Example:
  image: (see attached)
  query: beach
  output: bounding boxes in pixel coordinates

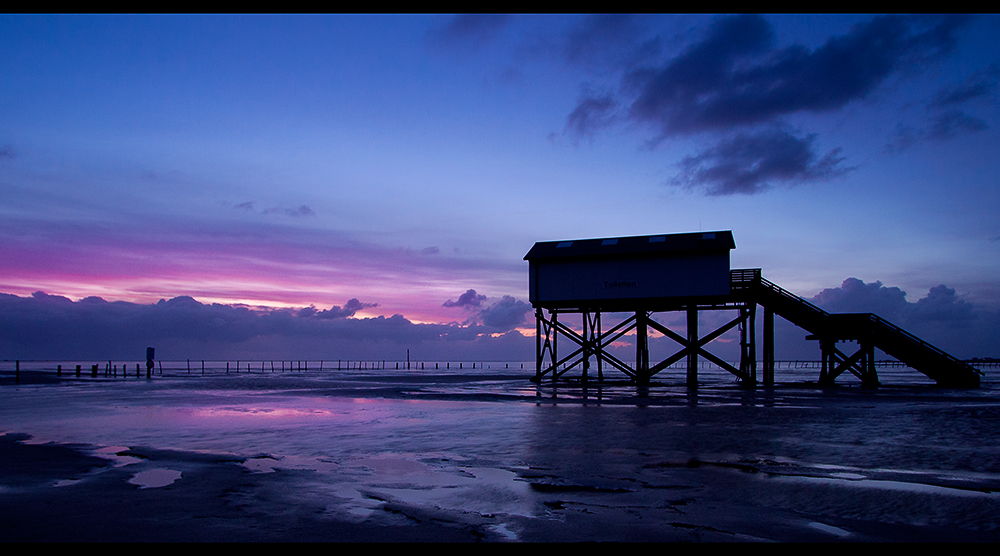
[2,365,999,542]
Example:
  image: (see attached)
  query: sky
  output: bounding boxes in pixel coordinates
[1,14,999,363]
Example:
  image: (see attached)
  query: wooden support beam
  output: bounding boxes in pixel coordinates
[687,307,698,387]
[763,307,774,386]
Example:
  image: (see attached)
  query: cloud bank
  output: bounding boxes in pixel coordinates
[0,290,535,362]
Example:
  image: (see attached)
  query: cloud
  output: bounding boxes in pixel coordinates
[262,205,315,217]
[620,14,970,139]
[562,14,661,69]
[236,202,315,217]
[421,246,440,255]
[314,298,378,319]
[671,129,851,195]
[929,65,999,108]
[564,94,619,139]
[478,295,531,330]
[885,65,995,153]
[443,289,531,331]
[806,278,1000,358]
[0,145,14,161]
[443,289,487,308]
[556,15,969,195]
[428,14,511,49]
[927,110,989,139]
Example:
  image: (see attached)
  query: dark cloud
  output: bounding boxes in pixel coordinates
[236,202,315,217]
[928,110,989,139]
[421,246,440,255]
[621,14,970,139]
[565,94,619,139]
[929,65,999,108]
[0,145,14,161]
[442,290,532,332]
[562,14,662,70]
[557,15,969,195]
[314,298,378,319]
[671,129,851,195]
[443,289,487,308]
[885,110,989,154]
[807,278,999,358]
[885,65,995,153]
[429,15,511,49]
[263,205,315,217]
[478,295,531,330]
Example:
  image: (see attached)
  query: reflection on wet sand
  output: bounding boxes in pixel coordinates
[0,370,998,541]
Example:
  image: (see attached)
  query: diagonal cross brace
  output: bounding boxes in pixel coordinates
[645,311,752,381]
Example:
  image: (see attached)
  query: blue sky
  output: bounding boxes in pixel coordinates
[1,14,998,361]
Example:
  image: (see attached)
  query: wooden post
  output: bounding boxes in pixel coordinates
[687,306,699,387]
[763,308,774,386]
[635,311,649,384]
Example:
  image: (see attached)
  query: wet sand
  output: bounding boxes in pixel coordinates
[1,369,999,542]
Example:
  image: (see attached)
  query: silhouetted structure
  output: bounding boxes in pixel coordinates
[524,232,982,388]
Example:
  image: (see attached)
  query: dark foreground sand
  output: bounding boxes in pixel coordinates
[7,434,1000,542]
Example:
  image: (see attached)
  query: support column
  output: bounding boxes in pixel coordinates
[739,304,756,385]
[582,311,590,382]
[862,343,879,388]
[534,308,543,382]
[596,311,604,382]
[687,306,698,387]
[635,311,649,384]
[748,303,757,383]
[550,311,558,382]
[763,307,774,386]
[818,338,835,386]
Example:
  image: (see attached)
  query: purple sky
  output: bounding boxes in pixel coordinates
[2,15,998,362]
